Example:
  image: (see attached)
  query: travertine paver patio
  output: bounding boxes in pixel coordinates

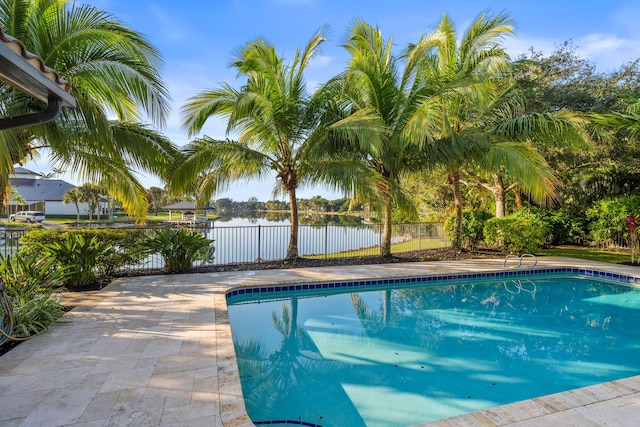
[0,257,640,426]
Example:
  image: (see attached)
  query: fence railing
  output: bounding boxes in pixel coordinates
[0,222,449,273]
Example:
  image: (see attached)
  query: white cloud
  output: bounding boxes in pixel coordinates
[503,35,557,59]
[576,33,640,70]
[309,54,335,69]
[504,32,640,71]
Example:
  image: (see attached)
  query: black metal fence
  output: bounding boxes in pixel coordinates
[0,222,449,273]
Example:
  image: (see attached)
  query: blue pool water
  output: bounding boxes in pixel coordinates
[226,271,640,427]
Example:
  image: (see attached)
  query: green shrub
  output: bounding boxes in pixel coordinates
[139,227,214,273]
[444,209,492,249]
[543,206,588,245]
[0,254,65,338]
[483,209,550,254]
[20,228,146,276]
[586,196,640,247]
[39,234,110,288]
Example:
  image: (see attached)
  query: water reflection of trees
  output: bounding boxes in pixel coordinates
[215,212,364,225]
[350,279,625,364]
[234,299,354,425]
[234,278,634,425]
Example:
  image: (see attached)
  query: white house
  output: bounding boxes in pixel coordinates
[9,167,106,216]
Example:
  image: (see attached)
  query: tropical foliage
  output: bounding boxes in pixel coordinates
[483,208,550,253]
[20,229,147,278]
[138,227,214,273]
[0,254,65,338]
[38,234,111,287]
[0,0,178,219]
[176,29,363,259]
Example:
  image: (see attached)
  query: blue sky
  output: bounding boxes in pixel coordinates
[30,0,640,201]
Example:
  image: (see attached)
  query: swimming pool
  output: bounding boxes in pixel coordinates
[226,269,640,427]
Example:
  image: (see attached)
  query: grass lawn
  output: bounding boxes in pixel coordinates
[539,246,633,264]
[307,237,448,259]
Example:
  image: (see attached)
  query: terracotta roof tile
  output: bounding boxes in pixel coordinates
[0,27,71,94]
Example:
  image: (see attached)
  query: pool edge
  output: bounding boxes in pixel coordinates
[216,257,640,426]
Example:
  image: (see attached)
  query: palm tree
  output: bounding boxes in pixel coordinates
[322,20,447,257]
[176,29,359,260]
[62,187,83,224]
[405,11,515,246]
[591,98,640,137]
[462,101,589,217]
[0,0,177,220]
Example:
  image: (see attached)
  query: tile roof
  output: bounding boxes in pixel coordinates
[11,178,75,201]
[0,27,71,94]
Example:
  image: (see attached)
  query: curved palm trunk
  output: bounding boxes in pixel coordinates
[75,203,80,225]
[449,169,463,249]
[381,199,393,257]
[286,188,299,260]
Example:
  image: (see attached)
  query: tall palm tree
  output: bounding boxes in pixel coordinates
[177,29,363,260]
[323,20,447,257]
[405,11,515,246]
[0,0,177,219]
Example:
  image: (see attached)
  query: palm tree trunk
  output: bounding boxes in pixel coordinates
[286,188,299,260]
[449,169,463,249]
[290,297,298,338]
[75,203,80,225]
[381,199,392,257]
[383,290,391,328]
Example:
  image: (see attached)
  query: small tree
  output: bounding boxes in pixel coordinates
[63,188,84,224]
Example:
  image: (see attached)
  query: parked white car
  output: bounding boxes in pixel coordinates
[9,210,45,223]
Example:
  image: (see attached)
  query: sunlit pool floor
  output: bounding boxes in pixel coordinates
[0,258,639,426]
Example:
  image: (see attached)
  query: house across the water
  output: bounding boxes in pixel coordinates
[9,167,105,216]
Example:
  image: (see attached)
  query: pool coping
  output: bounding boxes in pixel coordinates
[216,257,640,427]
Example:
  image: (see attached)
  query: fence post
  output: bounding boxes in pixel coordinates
[257,225,261,262]
[324,223,328,259]
[418,223,421,251]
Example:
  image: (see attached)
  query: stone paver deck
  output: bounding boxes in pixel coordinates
[1,257,640,426]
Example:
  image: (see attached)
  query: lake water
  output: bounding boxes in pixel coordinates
[207,217,383,264]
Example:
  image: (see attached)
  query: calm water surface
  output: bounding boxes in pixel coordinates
[227,274,640,427]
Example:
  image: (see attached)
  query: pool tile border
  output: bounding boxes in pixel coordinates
[225,267,640,301]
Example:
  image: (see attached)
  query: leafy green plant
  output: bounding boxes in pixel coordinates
[20,229,146,276]
[586,196,640,247]
[444,209,492,249]
[483,209,550,254]
[0,254,65,339]
[139,227,214,273]
[38,234,109,288]
[543,206,588,245]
